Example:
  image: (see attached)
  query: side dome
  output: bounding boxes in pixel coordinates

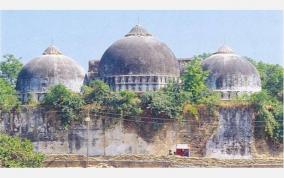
[98,25,180,77]
[16,45,85,102]
[202,45,261,99]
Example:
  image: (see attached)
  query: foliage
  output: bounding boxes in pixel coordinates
[183,103,199,121]
[26,93,39,107]
[181,57,210,103]
[162,81,191,106]
[140,58,219,120]
[249,91,282,142]
[109,90,142,117]
[0,133,44,167]
[249,59,283,100]
[197,91,220,116]
[43,84,84,128]
[141,91,181,119]
[82,80,111,105]
[0,54,23,87]
[0,78,19,112]
[247,59,283,142]
[83,80,142,118]
[141,82,191,120]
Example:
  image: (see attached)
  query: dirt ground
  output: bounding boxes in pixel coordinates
[43,154,284,168]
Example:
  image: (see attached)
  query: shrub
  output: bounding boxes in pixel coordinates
[250,91,282,142]
[0,133,44,167]
[43,84,84,128]
[0,78,19,112]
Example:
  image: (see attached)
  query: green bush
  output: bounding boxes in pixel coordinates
[0,78,19,112]
[141,91,180,119]
[109,90,142,117]
[248,59,283,142]
[83,80,142,118]
[43,84,84,128]
[250,91,283,142]
[0,54,23,87]
[0,133,44,167]
[82,80,111,105]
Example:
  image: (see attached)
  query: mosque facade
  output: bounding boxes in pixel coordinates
[16,25,261,102]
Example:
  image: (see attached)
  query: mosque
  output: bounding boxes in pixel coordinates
[16,25,261,102]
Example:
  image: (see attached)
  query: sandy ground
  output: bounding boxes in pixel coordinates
[43,154,284,168]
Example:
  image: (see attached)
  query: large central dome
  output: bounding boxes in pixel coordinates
[98,25,180,77]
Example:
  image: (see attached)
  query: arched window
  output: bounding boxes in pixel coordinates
[154,76,158,82]
[146,76,150,82]
[216,77,223,88]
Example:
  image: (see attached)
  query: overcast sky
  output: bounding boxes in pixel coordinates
[0,10,282,70]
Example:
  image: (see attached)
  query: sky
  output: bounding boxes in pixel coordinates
[0,10,283,70]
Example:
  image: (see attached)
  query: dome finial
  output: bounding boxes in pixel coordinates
[215,44,234,54]
[42,45,63,55]
[125,24,152,37]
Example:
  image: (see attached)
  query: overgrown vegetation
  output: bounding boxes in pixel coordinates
[43,84,85,128]
[0,78,19,112]
[0,53,282,147]
[43,57,219,127]
[247,59,283,143]
[0,54,23,87]
[82,80,142,117]
[0,55,22,112]
[0,133,44,167]
[140,57,219,121]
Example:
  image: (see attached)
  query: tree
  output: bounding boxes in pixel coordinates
[248,58,283,142]
[0,78,19,112]
[181,57,210,103]
[141,91,180,119]
[82,80,142,118]
[43,84,84,128]
[248,59,283,100]
[82,80,111,105]
[162,81,191,106]
[0,133,44,167]
[0,54,23,87]
[109,90,142,117]
[249,91,282,142]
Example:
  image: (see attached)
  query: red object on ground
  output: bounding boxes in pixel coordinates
[176,144,190,157]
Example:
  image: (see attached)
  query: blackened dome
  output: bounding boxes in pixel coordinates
[202,45,261,92]
[16,45,85,94]
[98,25,180,77]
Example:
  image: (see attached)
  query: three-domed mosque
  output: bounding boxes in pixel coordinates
[16,25,261,102]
